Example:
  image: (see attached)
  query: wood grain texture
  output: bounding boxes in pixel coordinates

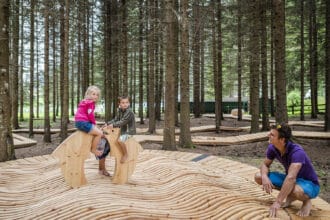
[0,150,329,219]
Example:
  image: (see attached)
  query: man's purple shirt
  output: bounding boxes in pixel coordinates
[266,141,319,185]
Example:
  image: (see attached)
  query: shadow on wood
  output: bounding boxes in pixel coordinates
[103,127,143,184]
[51,128,143,188]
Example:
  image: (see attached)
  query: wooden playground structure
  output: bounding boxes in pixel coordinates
[3,119,330,219]
[0,149,329,219]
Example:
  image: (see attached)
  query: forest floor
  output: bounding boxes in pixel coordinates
[14,115,330,203]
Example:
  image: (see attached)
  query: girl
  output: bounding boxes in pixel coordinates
[74,85,103,156]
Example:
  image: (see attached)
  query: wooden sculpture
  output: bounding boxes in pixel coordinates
[52,131,93,188]
[103,127,143,184]
[52,127,142,188]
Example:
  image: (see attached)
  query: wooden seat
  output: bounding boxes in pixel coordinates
[13,133,37,148]
[51,131,93,188]
[51,128,142,187]
[103,127,143,184]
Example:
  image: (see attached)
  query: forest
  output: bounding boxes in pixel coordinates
[0,0,330,162]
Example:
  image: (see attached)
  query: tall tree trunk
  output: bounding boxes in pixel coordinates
[174,0,179,126]
[155,0,161,121]
[29,0,35,138]
[309,0,318,118]
[11,0,19,129]
[300,0,305,121]
[193,0,201,118]
[325,0,330,131]
[121,0,128,95]
[138,0,144,124]
[200,7,205,115]
[249,0,260,133]
[43,0,51,142]
[104,0,112,121]
[215,0,222,132]
[273,0,288,123]
[211,0,218,132]
[260,0,269,131]
[77,4,82,106]
[60,0,69,140]
[90,1,95,85]
[19,1,24,121]
[0,0,14,161]
[132,51,137,113]
[111,0,119,116]
[237,0,243,121]
[148,0,156,134]
[70,45,75,116]
[163,0,176,150]
[36,17,40,119]
[270,0,275,117]
[83,0,90,92]
[179,0,192,148]
[52,15,57,122]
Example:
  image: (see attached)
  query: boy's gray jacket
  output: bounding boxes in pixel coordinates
[107,108,136,135]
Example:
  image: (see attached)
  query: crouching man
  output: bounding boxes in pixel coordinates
[255,123,320,217]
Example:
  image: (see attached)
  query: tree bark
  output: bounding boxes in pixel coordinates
[273,0,288,123]
[29,0,35,138]
[309,0,318,119]
[52,14,58,122]
[193,0,201,118]
[215,0,222,132]
[300,0,305,121]
[43,0,51,142]
[249,0,260,133]
[179,0,193,148]
[0,0,14,161]
[121,0,128,96]
[11,0,20,129]
[237,0,243,121]
[104,0,112,121]
[260,0,269,131]
[163,0,176,151]
[138,0,144,124]
[19,1,24,121]
[82,0,90,93]
[325,0,330,131]
[148,0,156,134]
[60,0,69,141]
[111,0,119,116]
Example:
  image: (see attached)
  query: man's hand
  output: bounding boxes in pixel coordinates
[262,175,274,194]
[269,201,281,217]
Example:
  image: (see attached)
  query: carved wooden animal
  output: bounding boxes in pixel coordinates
[52,131,93,188]
[52,128,142,187]
[103,127,143,184]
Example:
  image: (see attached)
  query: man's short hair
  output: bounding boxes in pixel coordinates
[271,123,292,142]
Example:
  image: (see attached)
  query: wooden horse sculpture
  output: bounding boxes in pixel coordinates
[52,131,93,188]
[52,128,142,188]
[103,127,143,184]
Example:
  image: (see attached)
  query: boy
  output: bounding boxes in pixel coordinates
[106,96,136,163]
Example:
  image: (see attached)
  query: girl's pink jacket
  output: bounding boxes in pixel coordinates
[74,99,96,125]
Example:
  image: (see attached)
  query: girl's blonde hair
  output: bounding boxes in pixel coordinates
[85,85,101,99]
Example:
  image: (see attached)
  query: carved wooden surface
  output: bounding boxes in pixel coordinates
[0,150,329,219]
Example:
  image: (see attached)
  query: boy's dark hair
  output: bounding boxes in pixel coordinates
[271,123,292,143]
[118,95,130,102]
